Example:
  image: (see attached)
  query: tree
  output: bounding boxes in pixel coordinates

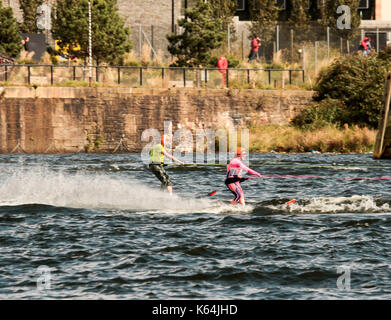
[209,0,237,31]
[248,0,279,43]
[0,2,23,58]
[19,0,44,33]
[52,0,132,65]
[293,51,391,129]
[324,0,361,42]
[288,0,311,40]
[167,0,224,67]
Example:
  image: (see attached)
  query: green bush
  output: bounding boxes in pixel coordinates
[123,60,140,67]
[294,49,391,129]
[378,45,391,63]
[292,99,349,130]
[207,55,240,68]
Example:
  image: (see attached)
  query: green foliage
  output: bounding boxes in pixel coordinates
[50,55,59,65]
[288,0,310,41]
[19,0,43,33]
[248,0,280,43]
[293,50,391,129]
[209,0,237,45]
[208,55,240,68]
[209,0,236,31]
[0,2,23,58]
[167,1,224,67]
[378,45,391,63]
[52,0,132,65]
[292,99,348,130]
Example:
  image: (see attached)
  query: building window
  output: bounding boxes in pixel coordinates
[237,0,245,11]
[358,0,369,9]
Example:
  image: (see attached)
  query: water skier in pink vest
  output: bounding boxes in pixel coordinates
[225,148,262,205]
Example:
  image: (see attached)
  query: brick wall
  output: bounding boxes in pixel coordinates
[0,87,315,153]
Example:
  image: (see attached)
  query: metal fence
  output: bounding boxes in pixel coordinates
[0,64,305,89]
[129,22,391,61]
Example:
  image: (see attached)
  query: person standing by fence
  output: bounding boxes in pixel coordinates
[249,36,261,62]
[360,37,372,56]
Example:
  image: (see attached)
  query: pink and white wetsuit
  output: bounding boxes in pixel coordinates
[225,158,261,203]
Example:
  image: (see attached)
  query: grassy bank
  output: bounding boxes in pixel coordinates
[249,125,376,153]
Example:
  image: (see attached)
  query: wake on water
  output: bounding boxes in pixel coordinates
[0,167,390,215]
[0,167,253,214]
[264,195,391,214]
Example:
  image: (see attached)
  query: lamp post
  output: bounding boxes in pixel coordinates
[88,0,93,87]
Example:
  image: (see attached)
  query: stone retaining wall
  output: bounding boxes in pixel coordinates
[0,87,315,153]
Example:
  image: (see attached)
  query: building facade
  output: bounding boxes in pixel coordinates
[2,0,391,60]
[232,0,391,47]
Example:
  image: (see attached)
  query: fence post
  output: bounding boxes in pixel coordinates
[315,41,318,75]
[289,70,292,85]
[27,65,31,84]
[241,30,244,60]
[118,67,121,84]
[151,25,155,60]
[226,69,229,88]
[340,37,343,53]
[50,65,54,85]
[139,25,142,58]
[327,27,330,61]
[96,66,99,82]
[247,69,250,84]
[268,70,271,85]
[205,69,208,84]
[5,65,8,82]
[140,67,143,86]
[377,27,380,52]
[73,66,76,81]
[183,68,186,87]
[302,70,305,83]
[228,24,231,55]
[290,29,294,63]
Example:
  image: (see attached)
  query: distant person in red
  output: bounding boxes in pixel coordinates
[217,56,228,87]
[360,37,372,56]
[21,36,30,51]
[249,36,261,62]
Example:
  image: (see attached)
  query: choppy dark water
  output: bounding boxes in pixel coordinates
[1,153,391,299]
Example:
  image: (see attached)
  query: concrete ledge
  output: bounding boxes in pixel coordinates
[1,86,316,99]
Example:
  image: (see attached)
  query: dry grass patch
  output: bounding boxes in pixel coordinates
[249,125,377,153]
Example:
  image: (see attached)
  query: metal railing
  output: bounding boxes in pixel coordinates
[0,64,305,88]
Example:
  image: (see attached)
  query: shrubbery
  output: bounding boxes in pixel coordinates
[208,55,240,68]
[293,48,391,130]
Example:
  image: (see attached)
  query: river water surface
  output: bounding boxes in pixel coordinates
[0,153,391,299]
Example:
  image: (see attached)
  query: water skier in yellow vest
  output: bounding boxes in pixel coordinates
[149,135,184,195]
